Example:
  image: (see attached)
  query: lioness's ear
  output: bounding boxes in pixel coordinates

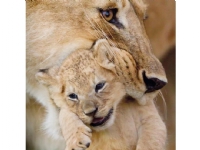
[35,66,59,86]
[93,39,115,71]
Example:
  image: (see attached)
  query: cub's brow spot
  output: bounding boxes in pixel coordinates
[123,57,128,64]
[61,85,65,93]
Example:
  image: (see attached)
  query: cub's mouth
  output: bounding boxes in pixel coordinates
[90,108,113,127]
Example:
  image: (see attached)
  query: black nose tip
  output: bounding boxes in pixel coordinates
[143,72,167,93]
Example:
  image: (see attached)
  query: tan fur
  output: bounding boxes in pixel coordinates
[26,0,167,149]
[35,40,166,150]
[144,1,176,149]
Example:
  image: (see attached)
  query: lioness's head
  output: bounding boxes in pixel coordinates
[27,0,167,102]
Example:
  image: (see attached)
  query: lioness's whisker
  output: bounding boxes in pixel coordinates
[79,3,102,39]
[39,50,57,65]
[158,90,167,122]
[92,18,109,40]
[99,15,120,48]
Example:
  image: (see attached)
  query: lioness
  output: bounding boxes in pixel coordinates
[36,39,167,150]
[26,0,167,149]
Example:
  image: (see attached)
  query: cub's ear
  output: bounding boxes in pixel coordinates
[35,66,59,86]
[93,39,115,71]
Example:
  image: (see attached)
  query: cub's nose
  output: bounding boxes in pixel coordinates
[82,101,98,116]
[143,72,167,93]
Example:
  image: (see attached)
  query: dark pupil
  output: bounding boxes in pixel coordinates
[69,93,78,99]
[103,10,110,17]
[95,83,105,92]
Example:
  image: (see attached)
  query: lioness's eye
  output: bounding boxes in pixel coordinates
[68,93,78,100]
[95,82,105,93]
[101,9,114,21]
[99,8,124,29]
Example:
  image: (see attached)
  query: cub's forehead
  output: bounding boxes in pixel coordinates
[63,65,104,94]
[58,49,104,92]
[59,50,95,73]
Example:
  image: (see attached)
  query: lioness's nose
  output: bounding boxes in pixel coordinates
[82,101,98,116]
[143,71,167,93]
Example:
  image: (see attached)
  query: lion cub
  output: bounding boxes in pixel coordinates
[36,39,166,150]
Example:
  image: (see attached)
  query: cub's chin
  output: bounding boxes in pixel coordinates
[89,108,115,131]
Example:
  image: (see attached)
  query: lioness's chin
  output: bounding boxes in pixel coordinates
[136,91,160,105]
[90,108,115,131]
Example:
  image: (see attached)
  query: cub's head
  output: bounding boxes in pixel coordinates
[36,40,126,131]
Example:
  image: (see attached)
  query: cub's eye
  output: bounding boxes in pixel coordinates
[95,82,106,93]
[101,9,114,21]
[68,93,78,100]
